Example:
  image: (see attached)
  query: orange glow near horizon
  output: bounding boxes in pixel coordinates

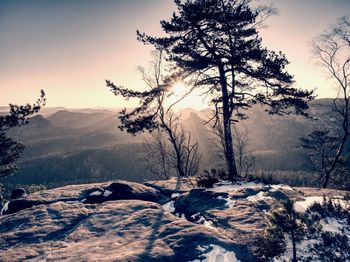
[0,1,349,109]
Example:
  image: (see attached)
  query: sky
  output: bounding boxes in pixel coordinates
[0,0,349,109]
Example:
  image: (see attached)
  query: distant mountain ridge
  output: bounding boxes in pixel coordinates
[2,99,344,188]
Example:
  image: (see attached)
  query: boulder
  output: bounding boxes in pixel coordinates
[84,181,167,204]
[1,181,168,216]
[145,177,195,193]
[0,199,257,262]
[174,188,266,246]
[0,200,44,216]
[26,183,110,202]
[143,182,185,198]
[174,189,229,220]
[11,188,26,199]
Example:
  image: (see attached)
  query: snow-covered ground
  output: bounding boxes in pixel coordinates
[273,237,322,262]
[191,245,240,262]
[274,199,350,262]
[294,196,349,212]
[270,184,294,191]
[246,191,273,203]
[212,181,265,192]
[162,200,175,213]
[214,182,292,210]
[217,195,236,208]
[103,190,112,197]
[0,201,9,216]
[191,213,217,230]
[320,217,350,234]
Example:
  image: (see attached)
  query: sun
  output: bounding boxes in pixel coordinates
[172,81,186,97]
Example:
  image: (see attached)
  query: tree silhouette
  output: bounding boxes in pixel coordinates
[312,15,350,188]
[0,90,46,178]
[107,51,201,178]
[268,199,305,262]
[299,130,340,187]
[140,129,172,180]
[135,0,313,180]
[208,115,255,176]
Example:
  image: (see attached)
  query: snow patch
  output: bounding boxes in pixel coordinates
[202,219,216,230]
[191,214,217,230]
[294,196,349,213]
[320,218,349,234]
[90,191,102,196]
[246,191,273,203]
[217,196,235,208]
[162,201,175,213]
[294,196,324,213]
[191,245,240,262]
[273,237,322,262]
[213,181,264,192]
[162,193,180,213]
[270,184,294,191]
[0,201,9,216]
[103,190,112,197]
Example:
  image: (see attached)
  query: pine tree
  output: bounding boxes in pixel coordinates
[268,199,305,262]
[0,90,45,178]
[299,130,339,187]
[133,0,313,180]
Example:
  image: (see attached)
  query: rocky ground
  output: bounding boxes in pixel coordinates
[0,178,349,262]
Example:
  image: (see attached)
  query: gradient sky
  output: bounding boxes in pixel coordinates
[0,0,349,109]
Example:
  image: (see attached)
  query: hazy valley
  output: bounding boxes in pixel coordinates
[0,99,341,195]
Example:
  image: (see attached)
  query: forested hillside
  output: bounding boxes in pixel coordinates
[1,99,345,194]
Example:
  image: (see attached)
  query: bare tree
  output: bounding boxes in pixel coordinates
[142,110,202,180]
[140,129,171,180]
[312,15,350,188]
[299,130,339,187]
[233,125,256,176]
[141,114,202,181]
[108,50,201,180]
[207,114,226,164]
[173,120,202,178]
[208,113,255,176]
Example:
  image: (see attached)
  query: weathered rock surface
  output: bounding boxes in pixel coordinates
[0,199,253,261]
[1,180,166,216]
[0,178,349,262]
[145,177,196,195]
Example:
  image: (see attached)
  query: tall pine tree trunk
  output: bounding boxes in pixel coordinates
[218,64,239,180]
